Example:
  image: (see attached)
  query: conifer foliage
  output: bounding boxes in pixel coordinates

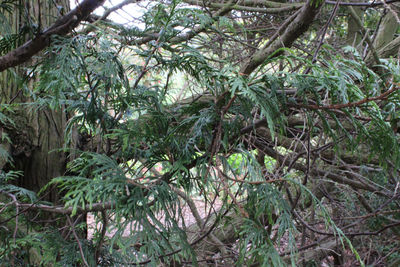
[0,0,400,265]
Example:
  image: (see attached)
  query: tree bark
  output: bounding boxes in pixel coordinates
[373,5,399,50]
[346,0,364,48]
[0,0,70,202]
[0,0,105,72]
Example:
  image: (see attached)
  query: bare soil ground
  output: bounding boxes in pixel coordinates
[87,198,222,239]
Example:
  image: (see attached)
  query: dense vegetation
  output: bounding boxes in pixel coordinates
[0,0,400,266]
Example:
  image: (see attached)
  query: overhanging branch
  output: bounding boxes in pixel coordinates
[240,0,322,75]
[0,0,106,72]
[16,201,114,214]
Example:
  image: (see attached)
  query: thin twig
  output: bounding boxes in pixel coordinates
[383,0,400,23]
[296,84,398,110]
[94,210,108,264]
[325,0,400,6]
[67,216,89,267]
[171,185,228,257]
[305,0,340,74]
[348,4,381,65]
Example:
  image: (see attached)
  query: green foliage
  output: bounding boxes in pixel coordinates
[43,151,195,264]
[0,0,15,36]
[0,0,15,13]
[2,1,400,266]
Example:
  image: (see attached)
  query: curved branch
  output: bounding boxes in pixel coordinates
[183,0,303,13]
[241,0,322,75]
[131,1,234,46]
[16,201,114,214]
[326,0,400,6]
[0,0,106,72]
[295,85,399,110]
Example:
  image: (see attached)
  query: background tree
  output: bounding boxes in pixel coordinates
[0,0,400,266]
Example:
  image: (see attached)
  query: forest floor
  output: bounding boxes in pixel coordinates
[87,197,223,238]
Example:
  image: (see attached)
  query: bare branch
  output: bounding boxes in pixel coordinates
[326,0,400,6]
[131,1,234,46]
[295,84,399,110]
[241,0,322,75]
[183,0,303,13]
[67,216,89,267]
[17,201,114,214]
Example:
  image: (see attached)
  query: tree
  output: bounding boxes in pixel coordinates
[0,0,399,266]
[0,0,72,204]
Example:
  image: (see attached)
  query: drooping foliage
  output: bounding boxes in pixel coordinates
[0,0,400,266]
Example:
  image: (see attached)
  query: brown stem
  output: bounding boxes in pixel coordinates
[67,216,89,267]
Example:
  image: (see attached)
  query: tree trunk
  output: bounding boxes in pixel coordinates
[346,1,364,48]
[373,5,399,50]
[0,0,70,202]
